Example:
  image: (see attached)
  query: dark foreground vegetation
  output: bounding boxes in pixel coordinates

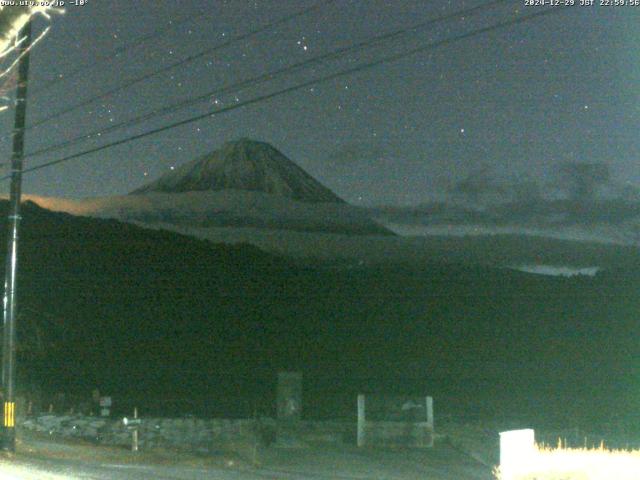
[4,201,639,432]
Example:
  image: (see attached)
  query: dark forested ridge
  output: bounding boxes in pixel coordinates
[4,201,640,427]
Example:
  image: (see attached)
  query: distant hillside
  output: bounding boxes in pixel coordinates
[367,169,640,246]
[118,222,640,272]
[27,193,640,270]
[369,199,640,246]
[4,200,640,426]
[28,190,393,236]
[26,139,393,237]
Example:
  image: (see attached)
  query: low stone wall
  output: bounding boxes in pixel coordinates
[19,414,431,454]
[363,420,434,448]
[20,414,275,456]
[275,420,355,447]
[19,415,359,454]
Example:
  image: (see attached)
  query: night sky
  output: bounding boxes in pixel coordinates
[0,1,637,205]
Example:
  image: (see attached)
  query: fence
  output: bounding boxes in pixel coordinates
[24,371,639,429]
[18,372,440,451]
[356,394,434,448]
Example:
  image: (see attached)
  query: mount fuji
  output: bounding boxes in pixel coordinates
[28,139,392,237]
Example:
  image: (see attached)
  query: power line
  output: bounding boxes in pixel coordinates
[20,0,334,133]
[24,0,509,160]
[2,6,570,182]
[29,11,201,98]
[16,5,568,178]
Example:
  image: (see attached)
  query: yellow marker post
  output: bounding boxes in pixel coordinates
[3,402,15,428]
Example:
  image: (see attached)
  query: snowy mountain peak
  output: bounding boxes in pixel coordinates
[131,138,344,204]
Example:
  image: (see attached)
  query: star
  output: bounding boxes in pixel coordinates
[296,38,309,52]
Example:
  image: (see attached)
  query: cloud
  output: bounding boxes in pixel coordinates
[326,142,389,166]
[448,167,505,200]
[559,161,611,202]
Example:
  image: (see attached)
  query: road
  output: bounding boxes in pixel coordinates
[0,431,494,479]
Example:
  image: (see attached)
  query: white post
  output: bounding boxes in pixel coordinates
[132,407,139,452]
[425,396,433,430]
[357,394,365,447]
[499,429,535,479]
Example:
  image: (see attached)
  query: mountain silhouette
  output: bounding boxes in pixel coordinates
[131,138,344,204]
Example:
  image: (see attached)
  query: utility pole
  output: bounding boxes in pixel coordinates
[1,19,32,453]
